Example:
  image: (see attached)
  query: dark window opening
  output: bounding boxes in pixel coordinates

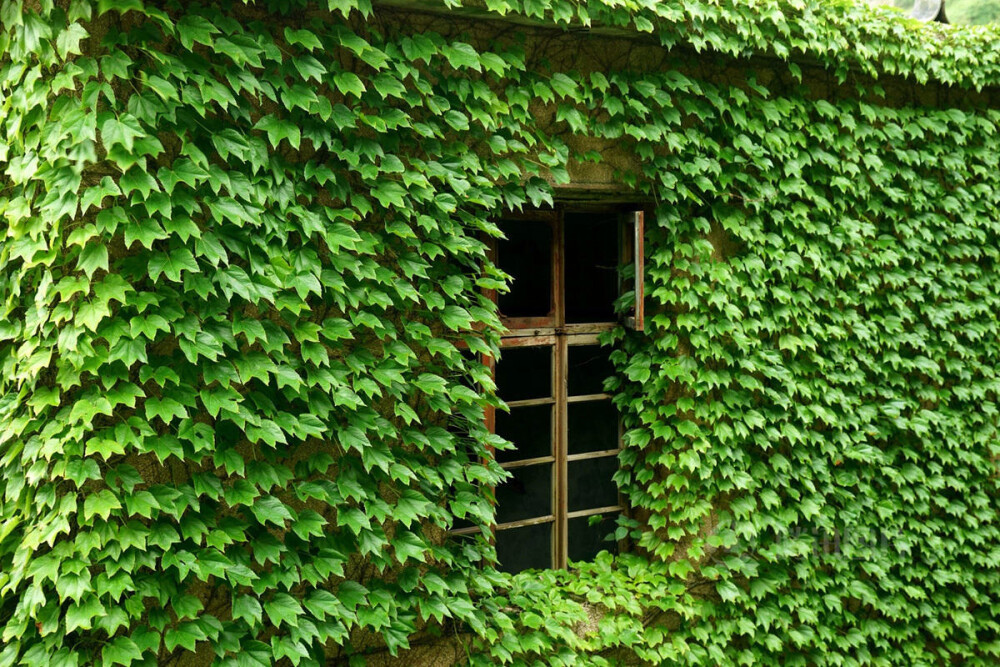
[568,512,620,563]
[564,213,619,323]
[495,404,552,463]
[475,206,644,573]
[567,401,618,455]
[495,346,551,402]
[496,522,552,573]
[496,219,553,319]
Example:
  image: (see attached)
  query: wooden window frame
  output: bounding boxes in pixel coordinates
[449,205,645,571]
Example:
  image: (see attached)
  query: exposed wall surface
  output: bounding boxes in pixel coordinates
[1,1,999,666]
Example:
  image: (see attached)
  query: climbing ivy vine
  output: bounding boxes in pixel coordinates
[1,0,998,665]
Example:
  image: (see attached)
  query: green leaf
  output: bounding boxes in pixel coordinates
[176,14,219,50]
[102,636,142,666]
[57,23,89,59]
[148,247,199,282]
[144,396,188,424]
[163,621,206,652]
[337,581,368,610]
[284,28,323,51]
[291,509,327,539]
[250,496,294,527]
[441,305,472,330]
[254,114,302,149]
[334,71,366,98]
[233,595,263,627]
[264,593,303,628]
[66,596,104,632]
[292,54,327,82]
[442,42,481,71]
[717,580,741,602]
[77,243,109,279]
[172,594,203,620]
[303,590,342,619]
[83,489,122,522]
[550,72,578,98]
[338,507,370,534]
[101,114,144,153]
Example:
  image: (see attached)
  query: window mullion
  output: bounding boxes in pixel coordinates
[554,323,568,569]
[553,211,568,569]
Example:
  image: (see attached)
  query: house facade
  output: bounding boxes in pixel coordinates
[0,1,999,665]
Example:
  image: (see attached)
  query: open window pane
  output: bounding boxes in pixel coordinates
[496,219,553,319]
[496,346,551,401]
[496,522,552,573]
[568,513,619,563]
[495,404,552,463]
[620,210,645,331]
[495,463,552,524]
[568,401,618,455]
[564,213,619,323]
[568,456,619,512]
[567,344,615,396]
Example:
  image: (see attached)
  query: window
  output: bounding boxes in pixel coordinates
[467,206,644,573]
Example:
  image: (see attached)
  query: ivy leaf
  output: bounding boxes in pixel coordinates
[338,507,370,534]
[148,248,199,282]
[333,72,365,98]
[101,113,144,153]
[444,110,470,131]
[233,595,263,627]
[56,23,89,59]
[235,641,272,667]
[391,531,428,564]
[163,621,206,652]
[371,181,406,208]
[336,581,368,611]
[250,496,294,527]
[77,243,109,279]
[264,593,303,628]
[76,298,111,331]
[144,396,188,424]
[291,509,327,539]
[442,42,481,71]
[66,596,104,632]
[172,595,204,620]
[284,27,323,51]
[176,14,219,50]
[102,636,142,666]
[83,489,122,522]
[550,72,578,98]
[292,54,326,82]
[302,591,342,623]
[254,114,302,149]
[441,305,472,330]
[717,580,742,602]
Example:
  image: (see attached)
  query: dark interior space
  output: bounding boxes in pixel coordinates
[568,456,619,512]
[495,404,552,463]
[568,513,619,563]
[495,463,552,524]
[495,345,551,401]
[564,212,619,323]
[496,522,552,574]
[496,219,553,319]
[567,401,619,455]
[567,344,615,396]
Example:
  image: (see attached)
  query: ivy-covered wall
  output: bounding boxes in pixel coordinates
[1,1,999,666]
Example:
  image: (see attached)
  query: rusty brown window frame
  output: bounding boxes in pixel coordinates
[450,205,645,571]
